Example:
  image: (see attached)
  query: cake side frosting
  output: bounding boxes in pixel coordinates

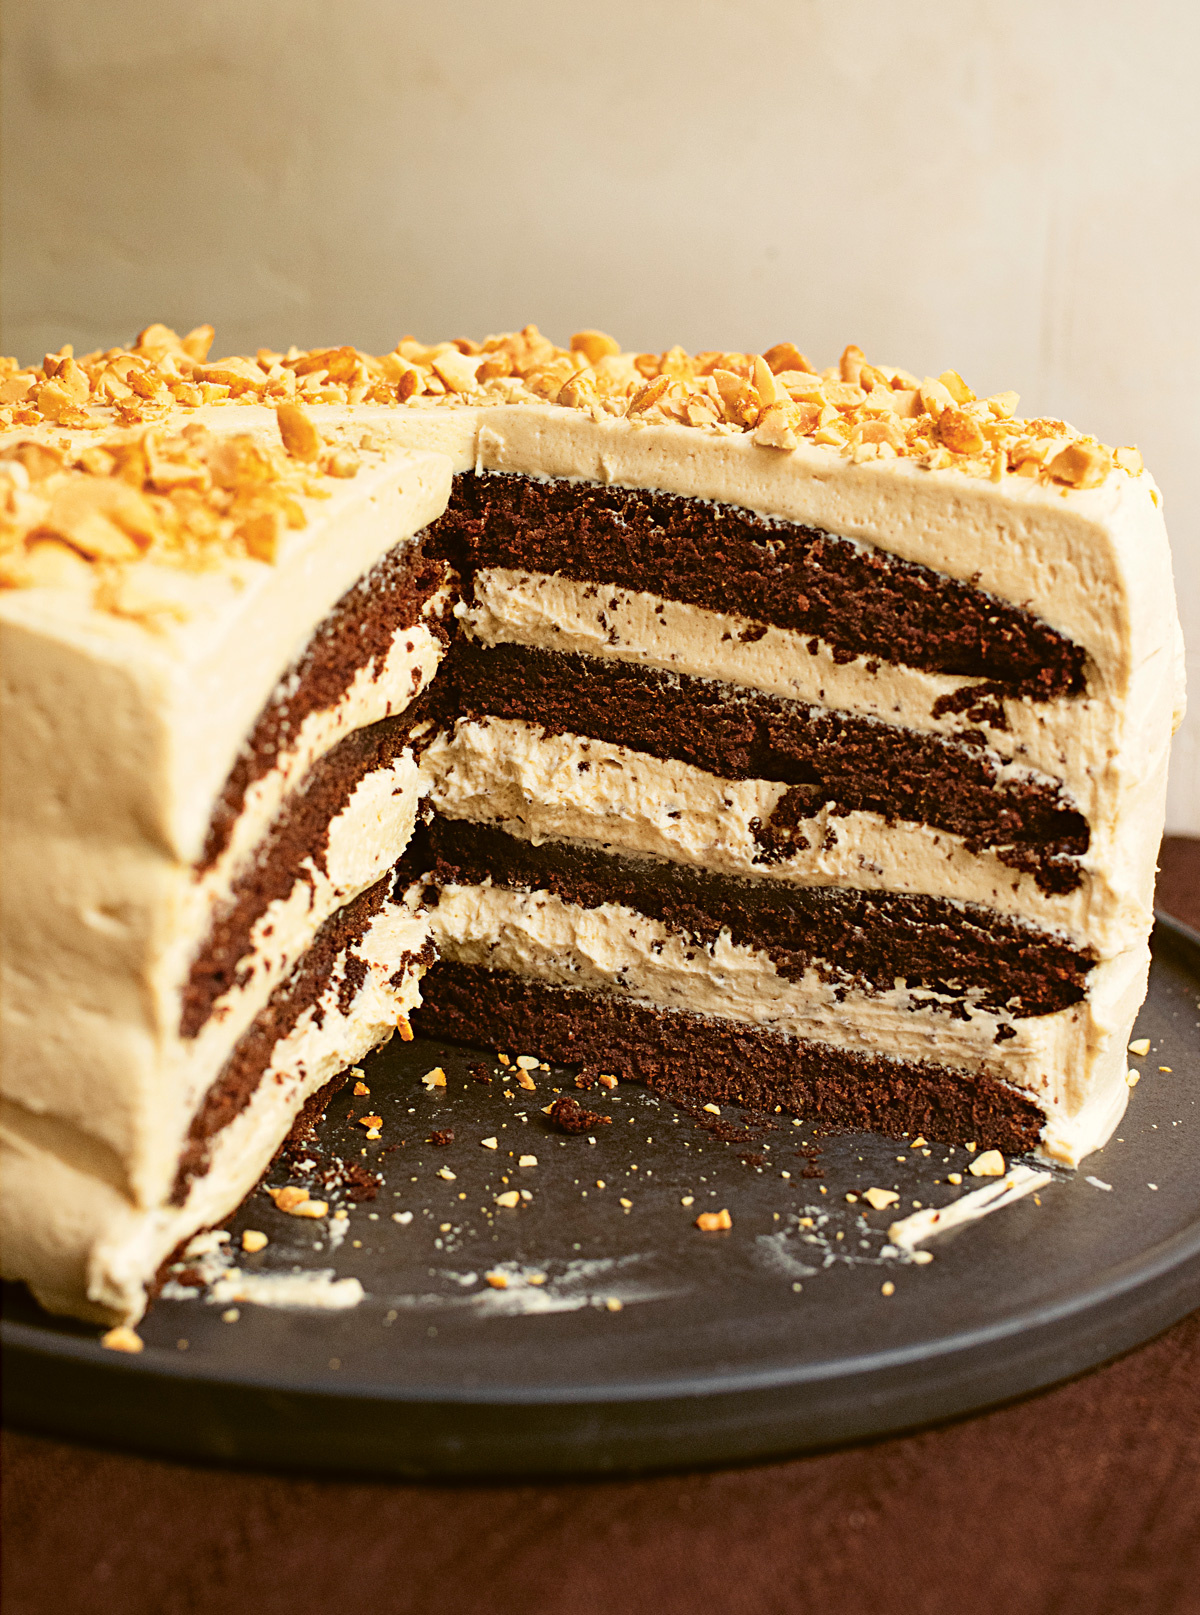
[1,419,450,1205]
[0,422,452,858]
[0,880,429,1323]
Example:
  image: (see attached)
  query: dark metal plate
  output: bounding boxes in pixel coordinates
[4,916,1198,1477]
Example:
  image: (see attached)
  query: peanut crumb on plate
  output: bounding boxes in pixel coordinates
[100,1326,143,1354]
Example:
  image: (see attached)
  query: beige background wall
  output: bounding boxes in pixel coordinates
[3,0,1196,831]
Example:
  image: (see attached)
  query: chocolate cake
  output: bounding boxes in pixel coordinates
[0,322,1185,1324]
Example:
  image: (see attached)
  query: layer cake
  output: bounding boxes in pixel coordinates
[0,323,1185,1324]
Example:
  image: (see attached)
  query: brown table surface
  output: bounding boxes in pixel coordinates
[4,839,1199,1615]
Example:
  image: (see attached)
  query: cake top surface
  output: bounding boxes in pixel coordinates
[0,410,446,630]
[0,320,1144,494]
[0,323,1172,680]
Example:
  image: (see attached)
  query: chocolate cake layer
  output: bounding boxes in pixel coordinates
[430,471,1086,699]
[199,538,450,874]
[181,700,430,1038]
[412,815,1094,1017]
[416,963,1047,1155]
[437,641,1089,890]
[172,874,435,1201]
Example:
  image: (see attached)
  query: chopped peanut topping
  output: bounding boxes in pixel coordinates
[100,1326,144,1353]
[276,401,322,461]
[937,409,985,456]
[268,1186,308,1212]
[863,1187,900,1210]
[0,322,1143,610]
[267,1185,329,1217]
[1047,438,1112,489]
[0,411,374,609]
[571,329,622,365]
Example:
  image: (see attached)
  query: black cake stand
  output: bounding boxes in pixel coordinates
[3,916,1198,1478]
